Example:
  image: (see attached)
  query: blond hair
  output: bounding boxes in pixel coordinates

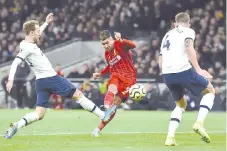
[175,12,190,24]
[23,20,39,35]
[99,30,111,41]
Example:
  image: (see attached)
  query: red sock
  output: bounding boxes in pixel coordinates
[58,102,63,109]
[104,91,114,107]
[98,110,116,131]
[52,102,56,109]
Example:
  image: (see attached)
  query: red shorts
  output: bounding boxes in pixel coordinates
[107,76,136,99]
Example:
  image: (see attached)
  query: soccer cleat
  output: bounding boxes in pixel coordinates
[103,105,117,122]
[193,122,211,143]
[4,123,18,139]
[91,128,101,137]
[165,136,177,146]
[99,105,107,111]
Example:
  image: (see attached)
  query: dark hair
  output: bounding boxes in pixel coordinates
[99,30,111,41]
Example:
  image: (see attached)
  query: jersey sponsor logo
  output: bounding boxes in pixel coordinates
[109,55,121,67]
[108,49,121,67]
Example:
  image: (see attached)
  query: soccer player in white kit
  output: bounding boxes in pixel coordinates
[4,13,105,139]
[159,12,215,146]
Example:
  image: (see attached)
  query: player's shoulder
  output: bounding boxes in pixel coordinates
[113,40,123,48]
[179,26,195,34]
[19,40,35,50]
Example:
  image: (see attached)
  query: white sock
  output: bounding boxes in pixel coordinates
[196,93,215,124]
[167,106,184,137]
[76,96,104,119]
[17,112,39,129]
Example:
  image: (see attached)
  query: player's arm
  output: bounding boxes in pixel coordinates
[115,32,136,51]
[122,39,136,50]
[7,58,23,93]
[185,39,212,78]
[185,38,201,71]
[100,65,110,76]
[158,54,163,71]
[40,13,53,34]
[92,65,110,79]
[7,47,30,93]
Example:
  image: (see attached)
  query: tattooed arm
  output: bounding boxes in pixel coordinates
[185,38,201,71]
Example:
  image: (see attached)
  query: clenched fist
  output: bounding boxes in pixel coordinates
[114,32,123,42]
[93,72,101,79]
[45,13,53,24]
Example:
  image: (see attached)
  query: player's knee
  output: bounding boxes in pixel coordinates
[202,83,215,95]
[108,84,118,95]
[72,89,84,100]
[35,111,45,120]
[175,97,187,110]
[35,107,46,120]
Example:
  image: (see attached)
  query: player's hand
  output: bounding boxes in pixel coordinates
[6,80,13,93]
[196,69,213,79]
[45,13,53,24]
[93,72,101,79]
[114,32,123,42]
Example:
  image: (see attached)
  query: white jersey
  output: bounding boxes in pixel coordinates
[160,26,195,74]
[17,40,56,79]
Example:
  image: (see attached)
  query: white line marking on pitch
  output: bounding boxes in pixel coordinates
[1,131,226,136]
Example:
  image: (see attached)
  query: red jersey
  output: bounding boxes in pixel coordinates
[100,39,136,83]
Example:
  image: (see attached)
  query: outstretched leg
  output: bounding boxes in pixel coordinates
[91,96,122,137]
[4,106,46,139]
[72,89,105,119]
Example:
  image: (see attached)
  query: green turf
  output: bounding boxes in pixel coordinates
[0,110,225,151]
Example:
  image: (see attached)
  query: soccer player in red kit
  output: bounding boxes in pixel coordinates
[91,30,136,137]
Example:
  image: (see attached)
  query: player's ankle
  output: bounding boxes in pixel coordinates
[167,133,175,137]
[195,121,203,126]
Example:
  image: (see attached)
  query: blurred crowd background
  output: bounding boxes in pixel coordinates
[0,0,226,110]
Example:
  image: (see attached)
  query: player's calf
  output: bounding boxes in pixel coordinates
[166,97,186,141]
[193,84,215,143]
[17,107,46,129]
[104,84,118,109]
[197,85,215,125]
[92,110,117,137]
[72,89,104,119]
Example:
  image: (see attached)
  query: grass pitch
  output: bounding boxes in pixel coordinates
[0,110,225,151]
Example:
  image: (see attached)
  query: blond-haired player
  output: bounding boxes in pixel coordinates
[159,12,215,146]
[4,13,105,139]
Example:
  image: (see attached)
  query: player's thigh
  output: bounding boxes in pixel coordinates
[167,84,185,102]
[35,79,51,108]
[51,75,77,98]
[36,91,51,108]
[117,81,135,101]
[185,70,209,96]
[107,77,120,93]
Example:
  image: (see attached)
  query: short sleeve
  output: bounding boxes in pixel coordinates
[184,28,196,41]
[16,43,31,60]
